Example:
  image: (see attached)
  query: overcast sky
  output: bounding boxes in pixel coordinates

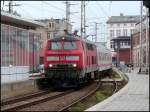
[1,1,145,42]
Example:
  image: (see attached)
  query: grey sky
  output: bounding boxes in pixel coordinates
[1,1,144,42]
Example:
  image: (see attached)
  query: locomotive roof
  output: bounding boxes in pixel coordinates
[48,34,107,47]
[48,34,95,45]
[49,34,80,41]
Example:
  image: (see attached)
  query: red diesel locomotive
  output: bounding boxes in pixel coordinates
[36,34,112,88]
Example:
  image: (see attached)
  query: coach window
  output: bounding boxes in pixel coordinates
[86,56,88,65]
[89,56,90,65]
[88,56,89,65]
[82,43,85,50]
[87,56,89,65]
[92,56,94,64]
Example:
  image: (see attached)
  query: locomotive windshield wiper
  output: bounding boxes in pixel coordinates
[55,42,59,46]
[70,41,74,46]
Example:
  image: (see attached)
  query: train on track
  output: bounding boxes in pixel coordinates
[33,31,112,89]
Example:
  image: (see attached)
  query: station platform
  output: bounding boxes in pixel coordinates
[86,68,149,111]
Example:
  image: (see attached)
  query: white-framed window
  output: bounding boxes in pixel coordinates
[49,22,54,28]
[117,24,120,27]
[47,32,50,39]
[110,24,114,27]
[123,29,127,36]
[131,23,134,27]
[110,30,114,37]
[110,41,114,48]
[120,41,124,46]
[49,23,51,28]
[116,30,121,37]
[124,23,127,26]
[130,29,134,34]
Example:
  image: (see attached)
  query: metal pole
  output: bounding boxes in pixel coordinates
[145,7,149,73]
[130,35,132,64]
[139,1,143,70]
[117,41,120,67]
[32,34,34,72]
[81,1,83,39]
[83,1,86,38]
[65,1,70,31]
[8,1,13,14]
[95,22,97,42]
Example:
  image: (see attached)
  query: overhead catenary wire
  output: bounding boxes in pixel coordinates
[18,2,66,19]
[85,2,108,38]
[95,1,109,18]
[42,1,65,12]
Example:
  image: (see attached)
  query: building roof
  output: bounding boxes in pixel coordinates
[35,18,72,26]
[1,11,46,29]
[106,14,141,24]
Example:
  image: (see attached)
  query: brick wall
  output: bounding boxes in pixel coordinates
[119,49,130,64]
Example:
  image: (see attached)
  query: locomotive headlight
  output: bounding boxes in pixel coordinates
[49,64,53,67]
[72,63,77,67]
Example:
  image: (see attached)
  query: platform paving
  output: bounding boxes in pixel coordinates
[86,68,149,111]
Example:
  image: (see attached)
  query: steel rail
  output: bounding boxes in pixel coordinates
[1,90,74,111]
[59,74,127,112]
[1,90,51,106]
[58,82,101,111]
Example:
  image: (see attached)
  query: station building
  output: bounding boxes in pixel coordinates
[106,13,141,66]
[106,13,140,51]
[1,11,45,76]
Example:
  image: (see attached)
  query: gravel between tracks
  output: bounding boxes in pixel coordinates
[19,82,98,111]
[1,91,64,111]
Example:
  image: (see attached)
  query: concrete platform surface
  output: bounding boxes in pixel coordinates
[86,68,149,111]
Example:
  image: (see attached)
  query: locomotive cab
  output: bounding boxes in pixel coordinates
[44,35,84,69]
[43,35,85,86]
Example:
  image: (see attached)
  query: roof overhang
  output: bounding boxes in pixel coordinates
[1,11,46,29]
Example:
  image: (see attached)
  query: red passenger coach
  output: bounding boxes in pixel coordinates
[36,34,112,88]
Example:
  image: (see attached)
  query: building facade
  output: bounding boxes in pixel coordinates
[106,13,140,51]
[132,16,149,68]
[36,18,72,40]
[111,36,131,66]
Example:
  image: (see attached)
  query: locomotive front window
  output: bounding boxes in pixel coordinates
[64,41,77,50]
[50,42,61,50]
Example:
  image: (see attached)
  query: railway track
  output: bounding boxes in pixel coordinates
[1,90,74,111]
[58,80,121,111]
[58,82,101,111]
[1,70,127,111]
[1,90,51,106]
[15,81,99,111]
[59,72,128,111]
